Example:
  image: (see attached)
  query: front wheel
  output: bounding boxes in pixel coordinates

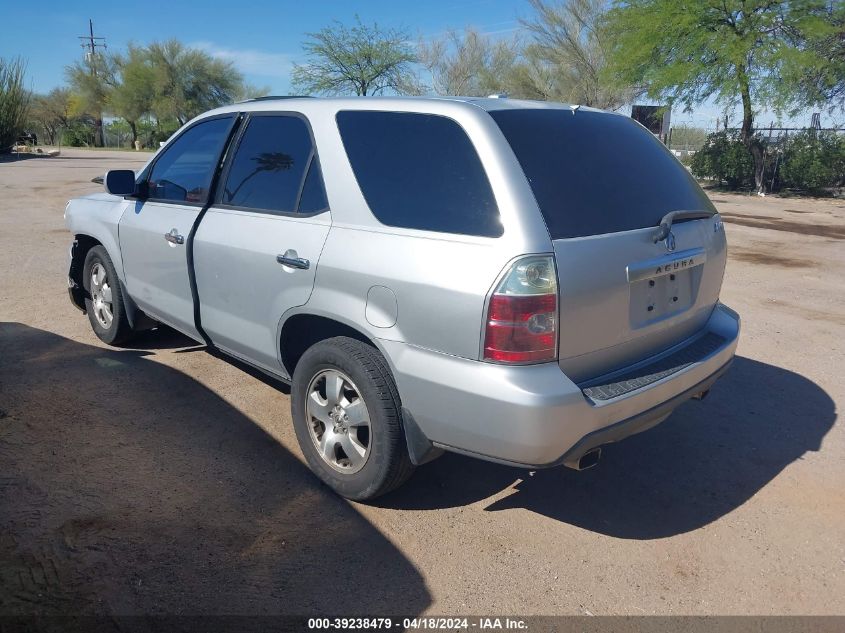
[291,337,414,500]
[82,245,134,346]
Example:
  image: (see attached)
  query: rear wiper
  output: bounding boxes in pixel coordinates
[653,209,716,243]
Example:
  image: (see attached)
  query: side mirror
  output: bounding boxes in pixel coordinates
[104,170,137,196]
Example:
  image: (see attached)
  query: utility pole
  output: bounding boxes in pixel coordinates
[78,19,107,147]
[78,19,106,62]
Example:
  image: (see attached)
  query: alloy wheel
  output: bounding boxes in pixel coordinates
[90,262,113,329]
[305,369,372,474]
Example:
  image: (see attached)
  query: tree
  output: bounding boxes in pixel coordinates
[236,84,272,101]
[420,28,508,96]
[147,40,243,125]
[66,53,115,147]
[30,88,72,145]
[109,45,154,145]
[292,17,417,96]
[521,0,631,109]
[784,1,845,111]
[604,0,836,192]
[222,152,293,200]
[418,28,547,99]
[0,56,32,152]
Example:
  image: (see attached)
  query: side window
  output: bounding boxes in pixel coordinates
[298,160,329,214]
[147,117,232,204]
[336,111,501,237]
[221,114,327,215]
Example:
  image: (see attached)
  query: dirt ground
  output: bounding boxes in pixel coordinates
[1,149,843,617]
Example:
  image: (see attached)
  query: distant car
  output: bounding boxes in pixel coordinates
[16,131,37,146]
[64,96,739,500]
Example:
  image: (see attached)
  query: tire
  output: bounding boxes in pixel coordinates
[82,245,134,346]
[291,336,414,500]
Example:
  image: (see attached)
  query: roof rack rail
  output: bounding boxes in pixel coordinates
[237,95,314,103]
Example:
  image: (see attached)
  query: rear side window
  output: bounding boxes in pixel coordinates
[297,159,329,214]
[490,109,715,239]
[147,116,232,204]
[336,111,502,237]
[221,114,327,215]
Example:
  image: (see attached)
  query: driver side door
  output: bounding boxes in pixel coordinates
[118,115,235,340]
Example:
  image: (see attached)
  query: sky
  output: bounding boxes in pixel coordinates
[0,0,828,129]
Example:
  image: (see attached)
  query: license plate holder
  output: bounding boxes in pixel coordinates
[626,248,705,326]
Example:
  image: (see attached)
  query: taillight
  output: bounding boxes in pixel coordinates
[483,255,558,364]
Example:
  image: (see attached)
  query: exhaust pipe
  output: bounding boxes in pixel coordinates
[564,447,602,471]
[692,389,710,401]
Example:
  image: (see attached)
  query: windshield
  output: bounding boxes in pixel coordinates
[490,109,715,240]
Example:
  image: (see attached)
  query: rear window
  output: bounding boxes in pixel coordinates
[490,109,715,239]
[336,111,502,237]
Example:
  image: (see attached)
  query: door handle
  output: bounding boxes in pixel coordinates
[164,229,184,245]
[276,254,310,270]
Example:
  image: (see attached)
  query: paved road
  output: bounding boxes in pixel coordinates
[1,149,843,616]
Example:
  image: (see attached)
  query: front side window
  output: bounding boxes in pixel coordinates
[336,111,501,237]
[221,115,326,215]
[147,117,232,204]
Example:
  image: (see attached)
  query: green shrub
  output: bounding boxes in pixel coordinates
[150,123,180,146]
[690,131,755,189]
[62,118,95,147]
[0,56,31,152]
[778,131,845,192]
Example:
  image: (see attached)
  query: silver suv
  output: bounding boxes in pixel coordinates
[65,97,740,500]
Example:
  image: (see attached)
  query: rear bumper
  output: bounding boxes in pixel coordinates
[383,302,740,468]
[556,357,732,468]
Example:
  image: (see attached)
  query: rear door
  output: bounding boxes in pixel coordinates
[119,115,235,339]
[491,108,726,382]
[192,112,330,374]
